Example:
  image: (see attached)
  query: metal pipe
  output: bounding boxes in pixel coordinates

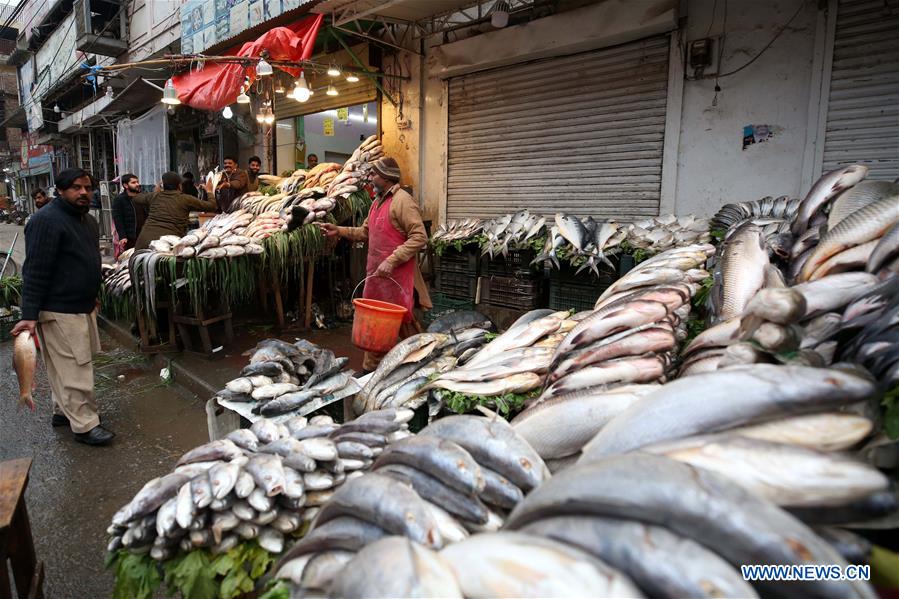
[1,231,19,278]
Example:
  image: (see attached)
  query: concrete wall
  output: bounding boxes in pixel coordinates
[127,0,181,62]
[385,0,825,222]
[673,0,820,216]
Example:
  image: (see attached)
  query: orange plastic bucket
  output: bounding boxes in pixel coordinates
[351,298,407,352]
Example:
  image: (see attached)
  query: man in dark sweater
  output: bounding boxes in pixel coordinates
[134,171,217,249]
[12,168,115,446]
[111,173,146,252]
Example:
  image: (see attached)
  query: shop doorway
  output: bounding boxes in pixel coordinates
[276,101,378,174]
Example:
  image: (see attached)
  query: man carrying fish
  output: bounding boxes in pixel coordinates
[11,168,115,446]
[317,157,431,372]
[134,172,217,250]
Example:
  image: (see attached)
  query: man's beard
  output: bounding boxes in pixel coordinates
[74,199,90,214]
[372,182,384,195]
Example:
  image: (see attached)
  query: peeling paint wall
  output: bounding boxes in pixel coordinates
[674,0,820,216]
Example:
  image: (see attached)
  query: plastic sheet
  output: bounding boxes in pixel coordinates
[116,104,170,187]
[172,14,324,111]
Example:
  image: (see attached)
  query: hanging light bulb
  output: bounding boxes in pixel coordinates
[162,78,181,105]
[491,0,510,27]
[256,56,273,77]
[256,111,265,123]
[105,85,114,98]
[236,88,251,104]
[326,84,338,96]
[327,64,341,77]
[274,80,285,94]
[53,104,61,113]
[222,105,233,119]
[263,110,275,125]
[345,72,359,83]
[294,72,311,102]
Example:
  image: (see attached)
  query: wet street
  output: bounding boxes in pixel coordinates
[0,330,208,597]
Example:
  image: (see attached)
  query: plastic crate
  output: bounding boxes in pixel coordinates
[434,270,477,300]
[482,275,545,311]
[0,313,16,342]
[551,257,618,285]
[549,279,609,312]
[434,248,479,276]
[423,293,475,326]
[484,248,540,278]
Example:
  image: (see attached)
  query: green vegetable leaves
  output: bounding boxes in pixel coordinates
[164,551,218,599]
[440,388,540,418]
[883,386,899,440]
[109,551,162,599]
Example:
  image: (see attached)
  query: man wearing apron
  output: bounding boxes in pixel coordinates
[318,157,431,372]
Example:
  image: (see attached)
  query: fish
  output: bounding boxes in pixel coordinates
[439,532,642,598]
[112,473,191,526]
[240,361,283,377]
[549,327,675,383]
[828,179,899,230]
[597,268,686,302]
[425,372,542,396]
[815,527,872,565]
[253,390,319,416]
[330,537,463,598]
[738,287,807,337]
[711,224,770,322]
[682,318,740,358]
[276,517,389,578]
[581,364,876,458]
[478,467,523,510]
[245,453,286,496]
[426,310,494,333]
[355,334,448,414]
[420,415,549,493]
[800,312,843,349]
[176,440,243,466]
[12,330,37,411]
[792,272,880,318]
[555,213,589,252]
[808,239,879,280]
[313,472,444,548]
[372,436,484,497]
[646,434,889,507]
[506,454,872,598]
[553,300,670,360]
[867,221,899,273]
[437,351,552,383]
[376,463,490,525]
[512,385,652,459]
[522,516,758,599]
[250,419,281,444]
[464,314,562,368]
[225,377,253,394]
[749,322,800,353]
[251,383,300,400]
[792,164,869,236]
[800,194,899,281]
[542,356,666,398]
[730,413,874,452]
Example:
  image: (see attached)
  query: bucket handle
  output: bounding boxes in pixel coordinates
[352,275,409,302]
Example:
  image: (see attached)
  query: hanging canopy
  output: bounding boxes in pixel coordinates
[172,13,324,112]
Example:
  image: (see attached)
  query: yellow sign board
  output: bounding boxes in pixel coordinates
[337,107,349,122]
[323,118,334,136]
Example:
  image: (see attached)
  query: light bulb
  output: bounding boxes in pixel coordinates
[263,112,275,125]
[345,73,359,83]
[162,78,181,105]
[326,84,338,96]
[327,64,341,77]
[256,57,273,77]
[236,90,250,104]
[274,81,285,94]
[222,106,233,119]
[53,104,61,113]
[294,72,311,102]
[491,1,510,27]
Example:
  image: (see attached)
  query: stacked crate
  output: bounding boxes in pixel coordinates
[481,249,547,311]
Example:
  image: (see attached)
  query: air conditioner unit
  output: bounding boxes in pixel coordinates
[75,0,128,58]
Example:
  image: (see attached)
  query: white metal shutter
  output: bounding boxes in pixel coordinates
[446,36,670,220]
[822,0,899,180]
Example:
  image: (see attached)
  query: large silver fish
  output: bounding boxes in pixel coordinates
[792,164,868,236]
[711,224,769,322]
[505,454,874,598]
[828,179,899,230]
[866,221,899,273]
[581,364,875,458]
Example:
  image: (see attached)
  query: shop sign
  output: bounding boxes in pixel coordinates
[323,118,334,137]
[336,107,349,123]
[20,133,53,169]
[180,0,313,54]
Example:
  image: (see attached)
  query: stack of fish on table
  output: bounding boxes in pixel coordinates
[681,164,899,377]
[149,209,264,260]
[214,339,356,418]
[625,214,713,253]
[534,213,627,275]
[101,248,134,297]
[106,409,413,561]
[270,414,551,595]
[510,243,715,467]
[479,210,546,259]
[430,218,484,246]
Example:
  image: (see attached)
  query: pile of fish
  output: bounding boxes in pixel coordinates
[510,244,714,463]
[164,210,265,260]
[711,195,801,260]
[214,339,354,418]
[101,248,134,297]
[107,409,413,561]
[271,414,550,593]
[625,214,712,253]
[480,210,546,258]
[535,213,626,275]
[430,218,484,245]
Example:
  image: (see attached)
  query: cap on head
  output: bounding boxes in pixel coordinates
[372,157,400,183]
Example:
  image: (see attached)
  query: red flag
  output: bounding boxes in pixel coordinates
[172,13,323,111]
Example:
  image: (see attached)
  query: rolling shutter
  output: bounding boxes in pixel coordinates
[822,0,899,180]
[446,35,670,220]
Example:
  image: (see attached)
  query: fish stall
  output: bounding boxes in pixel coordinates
[106,165,899,598]
[99,136,381,351]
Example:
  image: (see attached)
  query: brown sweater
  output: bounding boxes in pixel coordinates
[338,184,432,309]
[133,190,217,249]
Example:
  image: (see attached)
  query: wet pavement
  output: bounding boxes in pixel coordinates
[0,330,208,597]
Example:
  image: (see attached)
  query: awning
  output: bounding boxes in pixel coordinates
[312,0,479,26]
[0,106,27,129]
[58,78,158,133]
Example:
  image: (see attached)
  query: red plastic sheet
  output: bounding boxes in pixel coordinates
[172,13,324,111]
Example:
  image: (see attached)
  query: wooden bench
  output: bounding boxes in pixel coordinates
[0,458,43,599]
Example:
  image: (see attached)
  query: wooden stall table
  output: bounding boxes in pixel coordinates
[0,457,43,599]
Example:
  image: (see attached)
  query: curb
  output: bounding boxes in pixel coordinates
[97,314,217,400]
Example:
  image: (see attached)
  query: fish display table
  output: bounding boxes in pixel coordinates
[0,457,43,599]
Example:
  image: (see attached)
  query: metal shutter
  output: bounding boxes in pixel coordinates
[822,0,899,180]
[446,35,670,220]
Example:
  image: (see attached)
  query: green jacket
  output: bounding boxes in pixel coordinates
[133,189,216,250]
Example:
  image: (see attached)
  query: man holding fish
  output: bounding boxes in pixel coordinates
[317,157,431,372]
[11,168,115,446]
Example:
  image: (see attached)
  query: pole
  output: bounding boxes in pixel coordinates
[1,231,19,278]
